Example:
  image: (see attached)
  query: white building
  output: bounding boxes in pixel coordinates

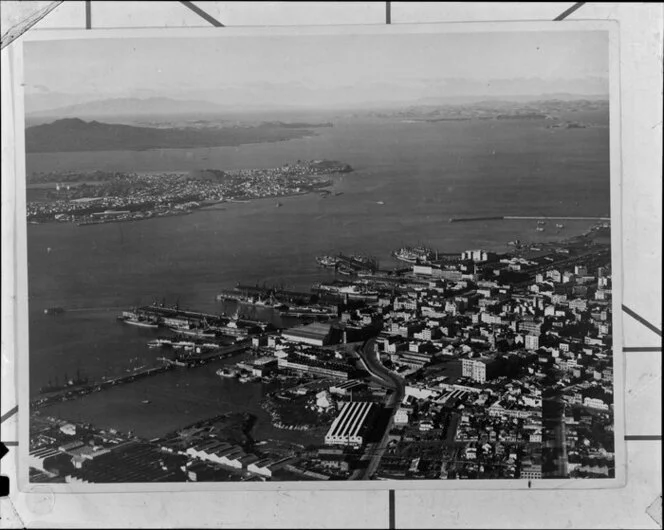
[583,397,610,411]
[524,334,540,351]
[461,358,487,383]
[394,407,410,425]
[462,249,492,262]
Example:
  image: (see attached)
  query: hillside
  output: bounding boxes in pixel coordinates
[25,118,317,153]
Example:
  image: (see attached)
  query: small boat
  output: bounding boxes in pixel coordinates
[556,223,565,229]
[376,201,385,205]
[141,399,151,404]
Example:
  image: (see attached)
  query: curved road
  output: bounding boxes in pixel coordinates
[354,338,406,480]
[359,338,406,407]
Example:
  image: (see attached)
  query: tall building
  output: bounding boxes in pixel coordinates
[461,249,495,262]
[524,334,540,351]
[461,358,487,383]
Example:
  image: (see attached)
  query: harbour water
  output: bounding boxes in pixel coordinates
[26,115,610,441]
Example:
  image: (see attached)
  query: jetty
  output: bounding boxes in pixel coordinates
[449,216,610,223]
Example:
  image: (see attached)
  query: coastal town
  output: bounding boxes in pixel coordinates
[26,159,353,225]
[29,220,615,483]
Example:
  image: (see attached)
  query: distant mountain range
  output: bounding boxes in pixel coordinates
[25,118,318,153]
[411,93,608,106]
[26,93,609,124]
[26,97,228,121]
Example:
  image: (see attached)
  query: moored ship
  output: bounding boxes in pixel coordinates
[117,310,159,328]
[239,294,287,310]
[392,245,436,264]
[278,304,338,318]
[147,338,174,348]
[336,263,356,276]
[171,327,217,338]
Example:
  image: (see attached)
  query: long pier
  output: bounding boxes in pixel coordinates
[449,216,610,223]
[32,364,176,409]
[223,284,316,305]
[33,342,251,409]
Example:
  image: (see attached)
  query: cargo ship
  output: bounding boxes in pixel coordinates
[314,282,378,299]
[118,311,159,328]
[392,245,436,264]
[239,295,287,310]
[147,338,176,348]
[216,290,245,302]
[336,264,356,276]
[278,304,338,318]
[171,327,217,338]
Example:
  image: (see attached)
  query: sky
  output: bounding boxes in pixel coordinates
[24,30,610,111]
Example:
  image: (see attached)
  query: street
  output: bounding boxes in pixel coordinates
[352,338,406,480]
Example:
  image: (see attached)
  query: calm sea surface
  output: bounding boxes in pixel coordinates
[27,115,610,440]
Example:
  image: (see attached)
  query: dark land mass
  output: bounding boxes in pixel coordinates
[25,118,319,153]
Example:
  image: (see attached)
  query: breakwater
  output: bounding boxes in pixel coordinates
[449,215,610,223]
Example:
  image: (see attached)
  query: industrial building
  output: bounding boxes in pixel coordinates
[251,356,279,377]
[329,380,366,396]
[324,401,376,447]
[278,355,353,380]
[281,322,332,346]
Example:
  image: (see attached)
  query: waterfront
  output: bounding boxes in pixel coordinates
[41,356,322,445]
[27,115,610,441]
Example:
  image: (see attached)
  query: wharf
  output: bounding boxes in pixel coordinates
[162,343,250,367]
[335,253,379,272]
[137,305,221,323]
[134,305,264,330]
[232,285,316,305]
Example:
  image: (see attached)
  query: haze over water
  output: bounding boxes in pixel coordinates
[27,112,610,440]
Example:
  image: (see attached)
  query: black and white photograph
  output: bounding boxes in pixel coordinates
[18,23,622,487]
